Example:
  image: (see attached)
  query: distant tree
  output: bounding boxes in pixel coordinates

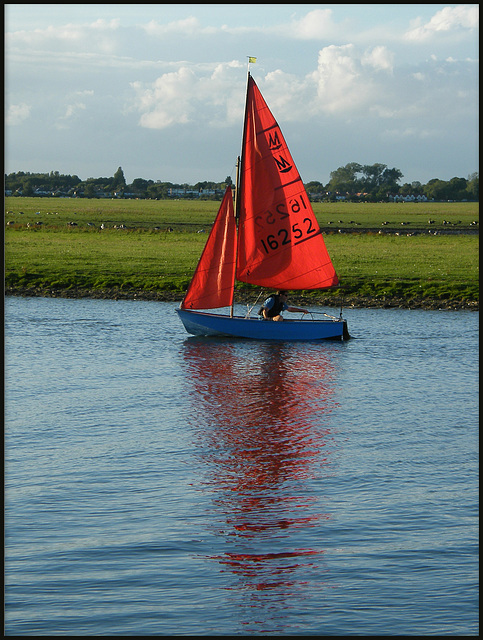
[129,178,152,195]
[466,172,479,200]
[112,166,126,191]
[423,178,445,200]
[84,182,96,198]
[22,183,34,197]
[361,163,387,190]
[326,162,403,197]
[194,181,216,191]
[304,180,324,194]
[424,178,457,201]
[398,182,412,196]
[381,167,404,192]
[448,176,468,201]
[423,176,471,201]
[410,181,423,196]
[327,162,362,194]
[147,182,170,199]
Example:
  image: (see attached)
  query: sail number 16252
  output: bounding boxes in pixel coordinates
[256,195,317,254]
[260,217,317,254]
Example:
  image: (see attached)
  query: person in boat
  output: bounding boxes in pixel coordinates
[259,290,308,321]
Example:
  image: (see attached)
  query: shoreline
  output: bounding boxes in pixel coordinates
[5,287,478,311]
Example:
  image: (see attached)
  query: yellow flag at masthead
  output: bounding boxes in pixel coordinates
[248,56,257,63]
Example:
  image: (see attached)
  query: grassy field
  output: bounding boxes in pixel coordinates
[5,197,479,308]
[5,196,479,231]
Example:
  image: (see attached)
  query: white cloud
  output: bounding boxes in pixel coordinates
[361,46,394,73]
[258,69,309,118]
[130,72,191,129]
[405,5,479,41]
[7,18,122,54]
[62,102,86,119]
[53,90,95,129]
[6,103,31,126]
[54,102,87,130]
[288,9,337,40]
[142,16,215,37]
[309,44,380,114]
[141,9,338,41]
[130,61,245,129]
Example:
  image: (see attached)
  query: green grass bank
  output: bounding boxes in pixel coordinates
[5,197,479,310]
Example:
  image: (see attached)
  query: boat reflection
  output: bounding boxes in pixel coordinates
[182,337,340,624]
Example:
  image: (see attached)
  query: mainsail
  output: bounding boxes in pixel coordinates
[236,75,339,291]
[180,186,236,309]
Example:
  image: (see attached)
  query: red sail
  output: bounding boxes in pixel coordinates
[181,186,236,309]
[237,75,339,291]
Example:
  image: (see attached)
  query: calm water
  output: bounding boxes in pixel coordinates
[4,297,478,636]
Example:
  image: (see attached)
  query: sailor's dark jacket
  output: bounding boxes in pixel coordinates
[259,295,285,318]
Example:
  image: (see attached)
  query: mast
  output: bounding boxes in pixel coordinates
[236,60,256,220]
[235,69,252,221]
[230,68,252,318]
[230,156,241,318]
[234,155,241,220]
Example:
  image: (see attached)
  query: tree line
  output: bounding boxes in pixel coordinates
[320,163,478,202]
[4,164,479,202]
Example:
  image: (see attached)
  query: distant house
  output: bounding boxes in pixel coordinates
[168,188,200,198]
[390,194,430,202]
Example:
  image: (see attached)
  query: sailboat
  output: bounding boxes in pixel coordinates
[176,71,350,341]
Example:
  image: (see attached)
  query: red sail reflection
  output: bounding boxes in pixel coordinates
[182,338,340,597]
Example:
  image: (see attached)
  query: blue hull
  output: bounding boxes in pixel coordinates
[176,309,348,341]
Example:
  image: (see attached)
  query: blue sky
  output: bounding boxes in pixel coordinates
[5,4,479,186]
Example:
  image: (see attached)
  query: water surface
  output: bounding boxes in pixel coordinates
[5,297,478,635]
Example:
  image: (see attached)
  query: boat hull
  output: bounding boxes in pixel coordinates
[176,309,349,341]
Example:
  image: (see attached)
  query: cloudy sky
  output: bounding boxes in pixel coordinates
[5,4,479,186]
